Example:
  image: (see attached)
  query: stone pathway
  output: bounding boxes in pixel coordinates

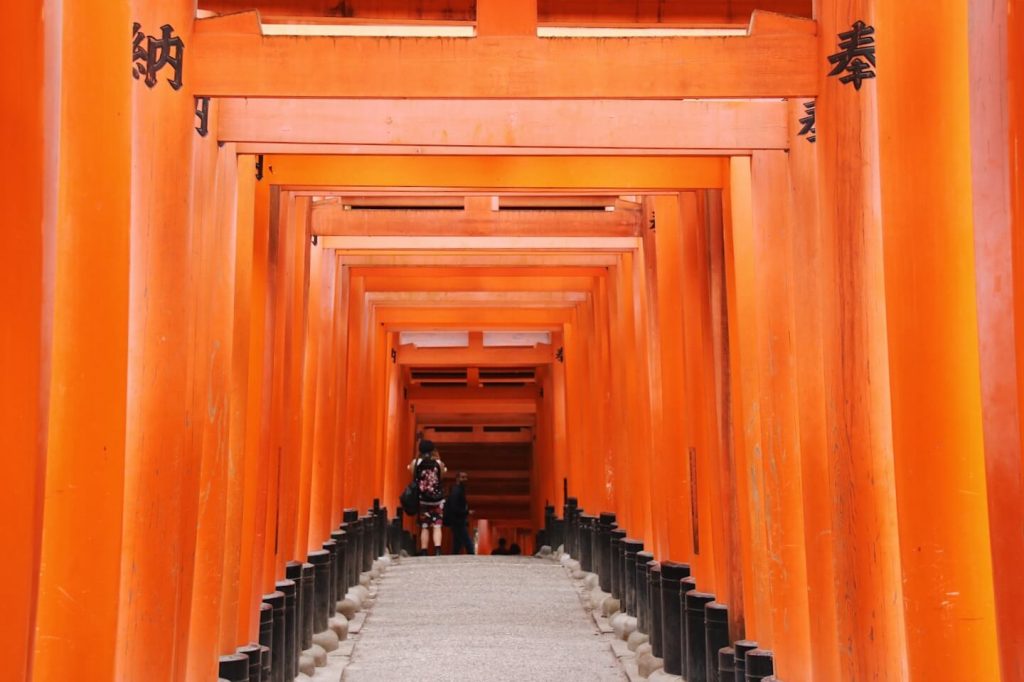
[342,555,627,682]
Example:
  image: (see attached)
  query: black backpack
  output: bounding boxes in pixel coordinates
[414,457,444,502]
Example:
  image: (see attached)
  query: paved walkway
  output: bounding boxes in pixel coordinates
[342,555,627,682]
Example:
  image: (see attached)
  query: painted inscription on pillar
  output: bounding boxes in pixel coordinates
[132,23,184,90]
[798,101,816,143]
[828,21,876,90]
[194,97,209,137]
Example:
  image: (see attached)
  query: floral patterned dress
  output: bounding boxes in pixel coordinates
[415,458,445,528]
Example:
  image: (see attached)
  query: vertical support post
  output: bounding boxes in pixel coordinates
[32,2,132,681]
[877,0,1002,676]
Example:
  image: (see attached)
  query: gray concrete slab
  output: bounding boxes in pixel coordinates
[342,555,627,682]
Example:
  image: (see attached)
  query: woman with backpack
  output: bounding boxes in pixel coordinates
[408,439,447,555]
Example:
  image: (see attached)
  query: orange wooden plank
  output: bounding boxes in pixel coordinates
[311,204,640,238]
[31,2,132,679]
[192,12,817,98]
[217,98,789,151]
[265,155,726,191]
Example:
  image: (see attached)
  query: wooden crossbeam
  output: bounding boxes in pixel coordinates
[192,11,816,98]
[218,98,789,152]
[311,203,641,237]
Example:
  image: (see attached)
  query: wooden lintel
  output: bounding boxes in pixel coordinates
[217,98,789,151]
[311,203,640,238]
[260,155,727,191]
[398,344,553,366]
[409,386,540,402]
[417,414,536,426]
[426,431,534,443]
[193,12,816,98]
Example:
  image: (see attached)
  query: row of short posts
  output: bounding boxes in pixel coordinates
[218,501,391,681]
[558,501,778,682]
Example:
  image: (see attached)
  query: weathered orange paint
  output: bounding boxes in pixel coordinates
[876,1,1001,677]
[32,2,132,680]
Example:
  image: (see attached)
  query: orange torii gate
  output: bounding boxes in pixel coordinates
[4,1,1023,681]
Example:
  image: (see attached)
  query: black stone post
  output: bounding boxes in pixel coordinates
[544,505,555,547]
[219,653,250,681]
[659,561,690,676]
[649,562,663,659]
[719,647,735,681]
[330,529,347,605]
[308,549,332,632]
[745,649,774,681]
[635,551,654,633]
[733,640,758,682]
[597,513,616,592]
[705,602,730,682]
[590,514,602,576]
[261,591,285,682]
[236,644,262,682]
[322,538,339,611]
[684,585,716,675]
[610,529,627,602]
[285,562,304,675]
[389,514,402,555]
[377,506,388,558]
[343,508,359,589]
[680,577,697,678]
[274,579,297,680]
[360,514,374,571]
[578,514,595,572]
[259,646,271,682]
[300,563,315,649]
[258,603,273,680]
[571,506,583,560]
[622,539,643,615]
[564,497,578,556]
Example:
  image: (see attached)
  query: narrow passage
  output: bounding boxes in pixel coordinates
[343,556,626,681]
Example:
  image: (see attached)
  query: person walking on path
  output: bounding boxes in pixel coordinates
[409,440,447,555]
[445,471,474,554]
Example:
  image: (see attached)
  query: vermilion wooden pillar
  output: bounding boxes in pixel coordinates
[185,112,240,679]
[651,196,695,563]
[118,2,200,678]
[787,98,841,682]
[877,1,1001,677]
[814,0,907,677]
[722,159,772,644]
[968,0,1024,677]
[1,0,49,678]
[32,2,132,680]
[749,151,812,680]
[220,154,256,649]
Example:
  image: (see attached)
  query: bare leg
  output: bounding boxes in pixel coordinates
[420,527,429,551]
[432,526,442,550]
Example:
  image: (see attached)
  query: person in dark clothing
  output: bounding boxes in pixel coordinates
[446,471,474,555]
[491,538,508,555]
[508,543,522,556]
[408,440,447,556]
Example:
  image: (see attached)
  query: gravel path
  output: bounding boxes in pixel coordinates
[342,555,627,682]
